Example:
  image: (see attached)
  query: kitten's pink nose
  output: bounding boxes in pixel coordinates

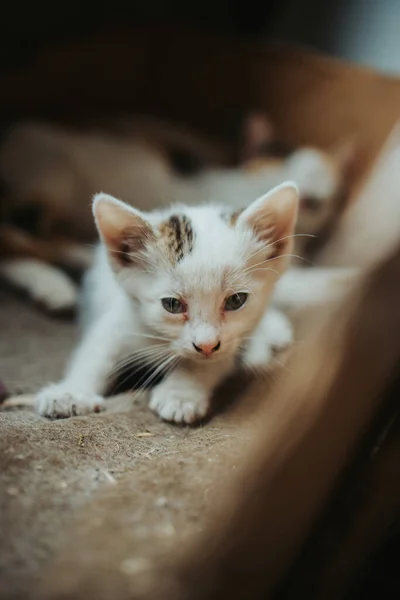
[193,341,221,356]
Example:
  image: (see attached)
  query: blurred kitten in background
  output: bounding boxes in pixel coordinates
[0,113,355,313]
[0,117,225,313]
[239,112,357,262]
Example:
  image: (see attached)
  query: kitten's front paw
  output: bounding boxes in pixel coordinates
[149,384,209,425]
[244,310,293,371]
[36,384,105,419]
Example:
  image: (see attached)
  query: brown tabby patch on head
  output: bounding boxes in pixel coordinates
[158,214,194,263]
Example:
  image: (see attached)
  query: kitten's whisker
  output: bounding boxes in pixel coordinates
[133,353,175,393]
[133,356,181,408]
[127,332,171,342]
[144,355,180,394]
[154,356,181,390]
[109,352,159,376]
[266,253,313,265]
[108,345,168,377]
[242,253,311,276]
[117,348,170,372]
[132,354,178,404]
[242,260,279,275]
[113,349,173,393]
[115,343,167,363]
[119,346,170,367]
[244,234,316,264]
[244,268,280,277]
[265,232,317,247]
[226,267,260,288]
[107,248,157,272]
[246,253,297,269]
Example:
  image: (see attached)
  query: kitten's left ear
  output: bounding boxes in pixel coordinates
[238,182,299,251]
[93,193,153,267]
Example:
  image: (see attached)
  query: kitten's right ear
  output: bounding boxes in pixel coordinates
[238,182,299,255]
[93,193,153,266]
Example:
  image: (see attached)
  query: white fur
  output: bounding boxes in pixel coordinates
[182,148,339,213]
[272,267,357,310]
[241,308,293,370]
[0,258,78,312]
[36,184,298,424]
[287,149,338,234]
[285,149,338,204]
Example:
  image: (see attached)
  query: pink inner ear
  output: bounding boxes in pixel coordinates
[249,212,291,260]
[94,197,136,245]
[104,221,154,268]
[248,211,278,244]
[239,185,299,262]
[94,196,153,266]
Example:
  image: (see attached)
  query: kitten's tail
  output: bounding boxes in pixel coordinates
[272,267,358,310]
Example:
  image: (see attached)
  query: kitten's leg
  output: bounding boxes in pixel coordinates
[243,308,293,372]
[149,359,234,425]
[36,309,132,418]
[0,258,78,312]
[272,267,357,310]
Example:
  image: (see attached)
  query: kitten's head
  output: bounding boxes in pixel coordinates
[93,183,298,363]
[284,141,355,235]
[240,114,355,238]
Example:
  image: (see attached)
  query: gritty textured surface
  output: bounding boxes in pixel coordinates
[0,289,269,599]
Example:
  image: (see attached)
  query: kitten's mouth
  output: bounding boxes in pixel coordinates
[189,351,227,363]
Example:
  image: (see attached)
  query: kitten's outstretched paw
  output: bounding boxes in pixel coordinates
[267,310,293,354]
[149,385,209,425]
[36,384,105,419]
[244,309,293,371]
[34,275,78,313]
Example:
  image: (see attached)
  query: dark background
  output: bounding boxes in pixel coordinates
[2,0,400,75]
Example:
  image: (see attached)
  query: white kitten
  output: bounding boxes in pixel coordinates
[36,183,298,424]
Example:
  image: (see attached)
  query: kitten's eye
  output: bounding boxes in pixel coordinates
[224,292,248,311]
[161,297,186,314]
